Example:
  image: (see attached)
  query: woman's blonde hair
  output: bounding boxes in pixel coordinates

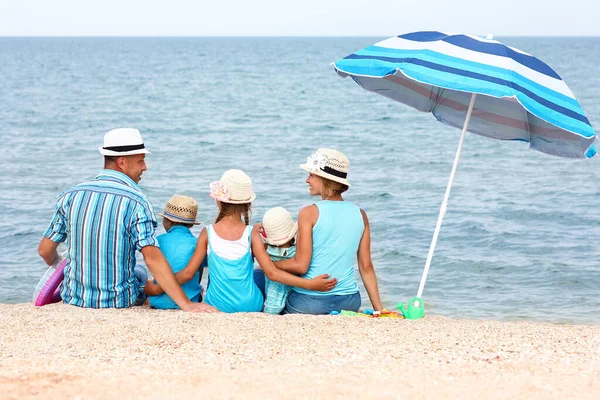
[320,176,349,198]
[215,202,251,225]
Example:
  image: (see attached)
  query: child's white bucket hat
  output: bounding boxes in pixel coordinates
[261,207,298,246]
[299,148,350,187]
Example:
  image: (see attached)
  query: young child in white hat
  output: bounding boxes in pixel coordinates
[260,207,298,314]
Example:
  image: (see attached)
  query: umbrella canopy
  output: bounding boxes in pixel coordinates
[333,31,597,159]
[332,32,597,302]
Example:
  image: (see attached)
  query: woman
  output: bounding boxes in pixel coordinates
[270,148,383,314]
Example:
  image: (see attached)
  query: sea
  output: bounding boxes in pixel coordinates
[1,37,599,324]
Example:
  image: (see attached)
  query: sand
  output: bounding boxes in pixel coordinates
[1,303,599,399]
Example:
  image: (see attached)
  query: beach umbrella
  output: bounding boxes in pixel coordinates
[332,31,597,300]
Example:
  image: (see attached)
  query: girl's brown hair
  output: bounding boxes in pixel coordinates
[215,202,251,225]
[320,176,349,199]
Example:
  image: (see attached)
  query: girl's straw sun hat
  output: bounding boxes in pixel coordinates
[299,148,351,187]
[158,194,200,225]
[209,169,256,204]
[261,207,298,246]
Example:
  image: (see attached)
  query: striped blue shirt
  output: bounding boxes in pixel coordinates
[43,169,158,308]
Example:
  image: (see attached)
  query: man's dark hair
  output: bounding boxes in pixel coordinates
[104,156,120,164]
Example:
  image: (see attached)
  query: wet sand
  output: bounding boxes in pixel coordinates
[1,303,599,399]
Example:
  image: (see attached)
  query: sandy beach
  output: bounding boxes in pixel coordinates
[1,303,599,399]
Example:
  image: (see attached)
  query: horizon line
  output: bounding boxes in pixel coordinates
[1,34,600,38]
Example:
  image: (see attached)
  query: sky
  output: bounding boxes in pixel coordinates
[0,0,599,37]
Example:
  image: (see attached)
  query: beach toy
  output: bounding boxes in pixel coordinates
[32,256,66,306]
[397,297,425,320]
[330,311,340,315]
[339,310,363,316]
[396,302,407,318]
[338,309,403,319]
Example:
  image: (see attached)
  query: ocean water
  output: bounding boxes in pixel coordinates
[1,37,599,323]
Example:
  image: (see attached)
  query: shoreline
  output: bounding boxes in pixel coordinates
[1,303,599,399]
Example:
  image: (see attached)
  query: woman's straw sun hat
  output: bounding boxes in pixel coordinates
[299,148,351,187]
[261,207,298,246]
[158,194,200,225]
[209,169,256,204]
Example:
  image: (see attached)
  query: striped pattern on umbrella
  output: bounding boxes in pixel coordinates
[333,31,597,159]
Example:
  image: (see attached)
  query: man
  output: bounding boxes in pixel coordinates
[38,128,216,312]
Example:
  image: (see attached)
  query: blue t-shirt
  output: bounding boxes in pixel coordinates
[149,225,204,309]
[295,200,364,296]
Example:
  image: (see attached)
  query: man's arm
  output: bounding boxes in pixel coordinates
[38,237,60,266]
[141,245,217,313]
[40,195,68,266]
[272,205,317,274]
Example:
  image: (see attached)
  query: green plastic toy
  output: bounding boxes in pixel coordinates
[339,310,363,316]
[396,297,425,319]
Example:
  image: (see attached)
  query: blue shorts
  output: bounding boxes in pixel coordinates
[284,290,361,315]
[133,265,148,306]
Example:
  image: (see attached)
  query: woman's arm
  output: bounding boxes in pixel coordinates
[145,228,208,296]
[251,226,336,291]
[357,209,383,311]
[272,205,317,275]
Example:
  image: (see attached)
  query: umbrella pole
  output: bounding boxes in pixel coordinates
[416,93,477,298]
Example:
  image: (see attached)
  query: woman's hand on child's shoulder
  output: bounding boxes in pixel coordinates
[308,274,337,292]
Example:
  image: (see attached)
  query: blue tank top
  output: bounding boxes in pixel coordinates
[295,200,364,296]
[204,225,264,313]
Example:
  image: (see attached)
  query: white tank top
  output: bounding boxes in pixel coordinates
[206,225,251,260]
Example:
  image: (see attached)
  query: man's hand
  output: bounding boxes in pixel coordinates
[308,274,337,292]
[180,302,220,313]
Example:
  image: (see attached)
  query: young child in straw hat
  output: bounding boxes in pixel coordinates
[144,169,338,313]
[259,207,297,314]
[146,194,205,309]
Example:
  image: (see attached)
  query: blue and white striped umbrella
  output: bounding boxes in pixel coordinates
[333,31,597,159]
[332,31,597,302]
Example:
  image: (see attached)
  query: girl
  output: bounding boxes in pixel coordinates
[271,148,383,314]
[146,169,337,313]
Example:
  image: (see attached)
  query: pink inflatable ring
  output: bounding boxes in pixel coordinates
[33,258,66,306]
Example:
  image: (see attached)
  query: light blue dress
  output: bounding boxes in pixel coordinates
[204,225,264,313]
[263,245,295,314]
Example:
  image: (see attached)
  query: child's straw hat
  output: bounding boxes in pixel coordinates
[261,207,298,246]
[210,169,256,204]
[299,148,351,187]
[158,194,200,225]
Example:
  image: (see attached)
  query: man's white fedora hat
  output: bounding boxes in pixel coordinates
[98,128,151,157]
